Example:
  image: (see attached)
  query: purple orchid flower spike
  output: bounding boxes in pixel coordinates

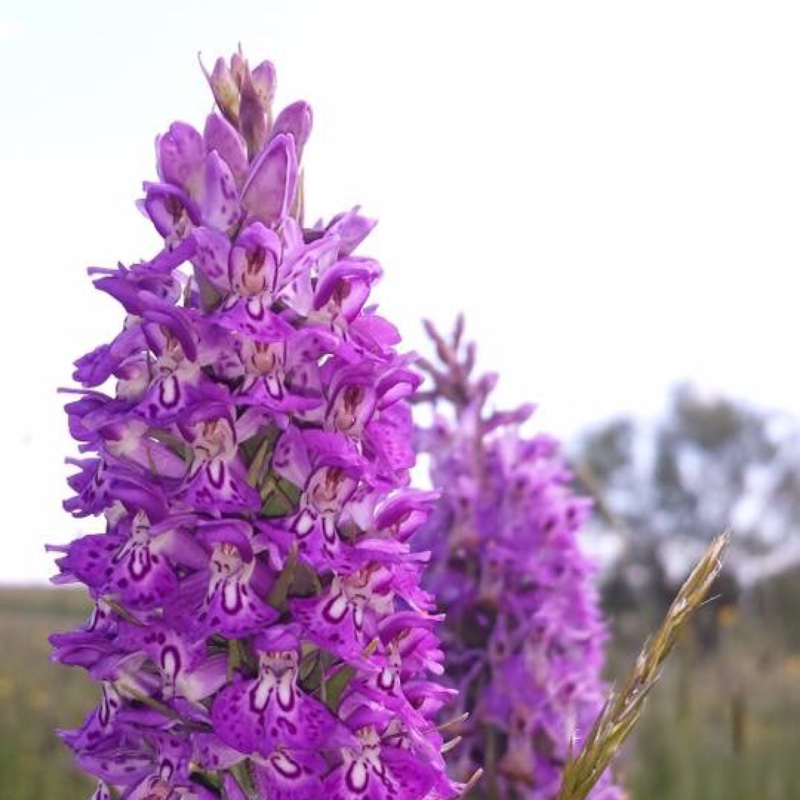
[413,318,624,800]
[52,52,464,800]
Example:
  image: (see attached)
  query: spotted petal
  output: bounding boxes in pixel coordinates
[90,781,112,800]
[180,456,261,513]
[75,740,152,785]
[253,749,326,800]
[215,295,295,343]
[365,402,416,478]
[140,182,200,245]
[241,134,298,225]
[212,675,349,757]
[271,101,313,159]
[157,121,205,195]
[290,592,380,670]
[204,113,248,187]
[323,743,439,800]
[198,574,279,639]
[199,150,242,231]
[314,258,381,321]
[73,326,145,388]
[191,226,232,293]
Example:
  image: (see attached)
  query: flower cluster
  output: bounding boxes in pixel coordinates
[413,321,622,800]
[50,53,461,800]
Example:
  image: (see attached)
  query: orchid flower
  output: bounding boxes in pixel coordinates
[51,52,464,800]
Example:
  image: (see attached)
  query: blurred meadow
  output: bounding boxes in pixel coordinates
[0,588,94,798]
[616,577,800,800]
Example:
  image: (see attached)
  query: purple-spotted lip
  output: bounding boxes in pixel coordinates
[215,295,296,342]
[268,749,303,779]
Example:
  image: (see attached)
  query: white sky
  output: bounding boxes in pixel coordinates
[3,0,800,582]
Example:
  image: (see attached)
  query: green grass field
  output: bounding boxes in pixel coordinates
[622,620,800,800]
[1,587,798,799]
[0,587,94,798]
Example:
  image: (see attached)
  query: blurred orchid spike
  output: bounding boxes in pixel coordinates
[414,318,624,800]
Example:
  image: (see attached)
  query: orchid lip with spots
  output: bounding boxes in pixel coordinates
[51,51,464,800]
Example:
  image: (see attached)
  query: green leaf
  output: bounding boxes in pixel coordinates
[189,769,222,793]
[323,663,356,712]
[291,561,322,598]
[299,647,324,694]
[231,761,257,798]
[100,596,144,627]
[193,266,224,312]
[259,472,302,517]
[227,638,242,681]
[268,545,297,610]
[245,428,279,488]
[323,639,379,712]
